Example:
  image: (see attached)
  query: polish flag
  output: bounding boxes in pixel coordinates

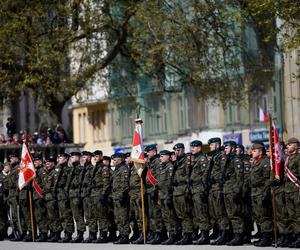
[259,107,269,122]
[18,142,43,197]
[131,118,145,164]
[272,121,283,180]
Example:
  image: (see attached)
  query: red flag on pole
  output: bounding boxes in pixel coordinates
[131,118,145,164]
[259,107,269,122]
[18,142,43,197]
[272,121,284,180]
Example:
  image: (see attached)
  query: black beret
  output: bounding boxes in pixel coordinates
[236,144,245,152]
[159,150,171,156]
[170,151,175,155]
[81,151,93,157]
[223,141,237,147]
[9,153,19,158]
[144,144,157,152]
[111,153,124,159]
[103,156,111,161]
[33,155,43,161]
[208,137,221,144]
[93,150,103,156]
[173,143,185,150]
[45,156,56,163]
[70,152,82,157]
[190,140,202,147]
[125,152,131,158]
[58,153,70,158]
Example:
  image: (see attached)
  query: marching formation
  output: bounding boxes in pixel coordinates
[0,136,299,247]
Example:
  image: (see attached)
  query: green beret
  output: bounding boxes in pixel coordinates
[144,144,157,152]
[111,153,124,159]
[81,151,93,157]
[103,156,111,161]
[236,144,245,152]
[159,150,171,156]
[287,137,299,145]
[173,143,185,150]
[190,140,202,147]
[93,150,103,156]
[208,137,221,145]
[223,141,237,147]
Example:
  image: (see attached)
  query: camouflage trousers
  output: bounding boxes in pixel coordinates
[113,198,130,235]
[19,199,30,232]
[208,190,230,231]
[130,194,143,232]
[33,199,48,233]
[46,199,62,233]
[83,197,92,229]
[285,191,300,234]
[160,198,179,233]
[251,195,272,233]
[57,199,74,233]
[192,193,210,231]
[173,195,193,233]
[89,196,109,233]
[224,193,244,233]
[70,197,85,232]
[0,198,8,232]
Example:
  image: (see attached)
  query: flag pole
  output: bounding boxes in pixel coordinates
[269,115,277,248]
[28,186,35,241]
[140,169,147,243]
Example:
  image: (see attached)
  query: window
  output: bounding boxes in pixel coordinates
[79,113,86,143]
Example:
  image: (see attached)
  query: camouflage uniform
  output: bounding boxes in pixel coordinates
[0,170,9,238]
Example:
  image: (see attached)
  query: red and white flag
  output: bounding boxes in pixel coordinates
[272,121,283,180]
[131,118,145,164]
[259,107,269,122]
[18,142,43,197]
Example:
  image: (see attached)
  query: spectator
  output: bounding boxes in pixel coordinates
[6,117,16,138]
[0,134,6,144]
[55,124,68,143]
[47,128,61,144]
[37,131,48,145]
[11,133,21,145]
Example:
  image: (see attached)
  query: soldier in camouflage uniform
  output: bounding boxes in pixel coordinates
[7,154,23,241]
[236,144,253,244]
[67,152,85,243]
[44,156,63,242]
[156,150,179,245]
[0,162,11,240]
[32,155,48,242]
[144,144,164,244]
[189,140,210,245]
[54,153,74,243]
[222,141,244,246]
[172,143,193,245]
[284,138,300,248]
[111,153,130,244]
[80,151,96,243]
[207,137,230,245]
[250,142,272,247]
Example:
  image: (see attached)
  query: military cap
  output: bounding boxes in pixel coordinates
[190,140,202,147]
[45,156,56,163]
[33,155,43,161]
[252,142,265,150]
[9,153,19,158]
[223,140,237,147]
[124,152,131,158]
[159,150,171,156]
[144,144,157,152]
[287,137,299,145]
[70,152,81,157]
[58,153,70,158]
[81,151,93,157]
[208,137,221,145]
[103,156,111,161]
[236,144,245,152]
[173,143,185,150]
[111,153,124,159]
[93,150,103,156]
[170,151,175,155]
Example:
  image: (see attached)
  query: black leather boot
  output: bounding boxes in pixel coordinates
[47,232,61,242]
[193,230,209,245]
[107,230,117,242]
[191,230,199,241]
[226,233,243,246]
[175,233,192,245]
[149,232,162,245]
[292,234,300,248]
[209,225,219,240]
[93,231,108,243]
[23,232,33,242]
[71,231,84,243]
[161,233,176,245]
[58,231,72,243]
[131,232,144,244]
[146,231,153,243]
[35,232,48,242]
[254,232,272,247]
[113,234,129,244]
[9,230,22,241]
[83,231,97,243]
[212,230,228,245]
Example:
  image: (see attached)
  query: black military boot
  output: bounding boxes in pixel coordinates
[243,232,252,244]
[0,231,5,241]
[58,231,72,243]
[212,230,228,245]
[113,234,130,244]
[93,231,108,243]
[131,232,144,244]
[10,230,23,241]
[161,233,176,245]
[254,232,272,247]
[107,230,117,242]
[292,234,300,248]
[149,232,162,245]
[193,230,209,245]
[48,232,61,242]
[209,225,219,240]
[23,232,33,242]
[175,233,192,245]
[83,231,97,243]
[146,231,154,243]
[71,231,84,243]
[226,233,243,246]
[191,230,199,241]
[35,232,48,242]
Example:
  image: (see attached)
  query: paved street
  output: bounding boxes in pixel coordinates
[0,242,275,250]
